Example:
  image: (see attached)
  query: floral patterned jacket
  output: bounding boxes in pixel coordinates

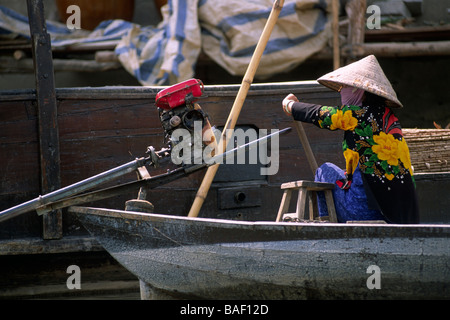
[291,101,419,224]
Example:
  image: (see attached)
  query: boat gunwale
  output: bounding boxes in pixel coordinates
[0,81,334,101]
[69,206,450,241]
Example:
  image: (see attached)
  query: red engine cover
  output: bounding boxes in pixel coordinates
[155,78,204,110]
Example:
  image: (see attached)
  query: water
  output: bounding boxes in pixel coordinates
[0,250,142,300]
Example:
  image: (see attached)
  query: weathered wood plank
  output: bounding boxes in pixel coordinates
[26,0,62,239]
[0,236,103,255]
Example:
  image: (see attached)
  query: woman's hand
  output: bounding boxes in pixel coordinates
[282,93,299,116]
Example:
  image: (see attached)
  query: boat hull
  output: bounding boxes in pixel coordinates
[71,206,450,299]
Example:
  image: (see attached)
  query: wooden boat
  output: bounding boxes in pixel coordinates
[70,206,450,300]
[1,81,449,299]
[1,81,448,242]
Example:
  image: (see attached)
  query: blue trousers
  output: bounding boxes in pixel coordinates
[314,162,385,223]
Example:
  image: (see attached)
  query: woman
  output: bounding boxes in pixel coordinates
[282,55,419,224]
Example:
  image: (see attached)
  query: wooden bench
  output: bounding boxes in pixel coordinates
[276,180,338,223]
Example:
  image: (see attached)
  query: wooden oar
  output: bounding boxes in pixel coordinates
[285,95,318,175]
[188,0,285,218]
[292,0,341,174]
[293,121,318,174]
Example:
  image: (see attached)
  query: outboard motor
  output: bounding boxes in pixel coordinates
[0,79,242,220]
[155,79,216,166]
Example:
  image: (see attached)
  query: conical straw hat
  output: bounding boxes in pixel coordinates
[317,55,403,108]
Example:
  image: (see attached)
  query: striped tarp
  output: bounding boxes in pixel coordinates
[0,5,132,47]
[116,0,333,85]
[0,0,332,86]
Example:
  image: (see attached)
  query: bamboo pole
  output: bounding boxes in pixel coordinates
[347,41,450,57]
[332,0,340,70]
[310,40,450,60]
[345,0,366,64]
[187,0,285,218]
